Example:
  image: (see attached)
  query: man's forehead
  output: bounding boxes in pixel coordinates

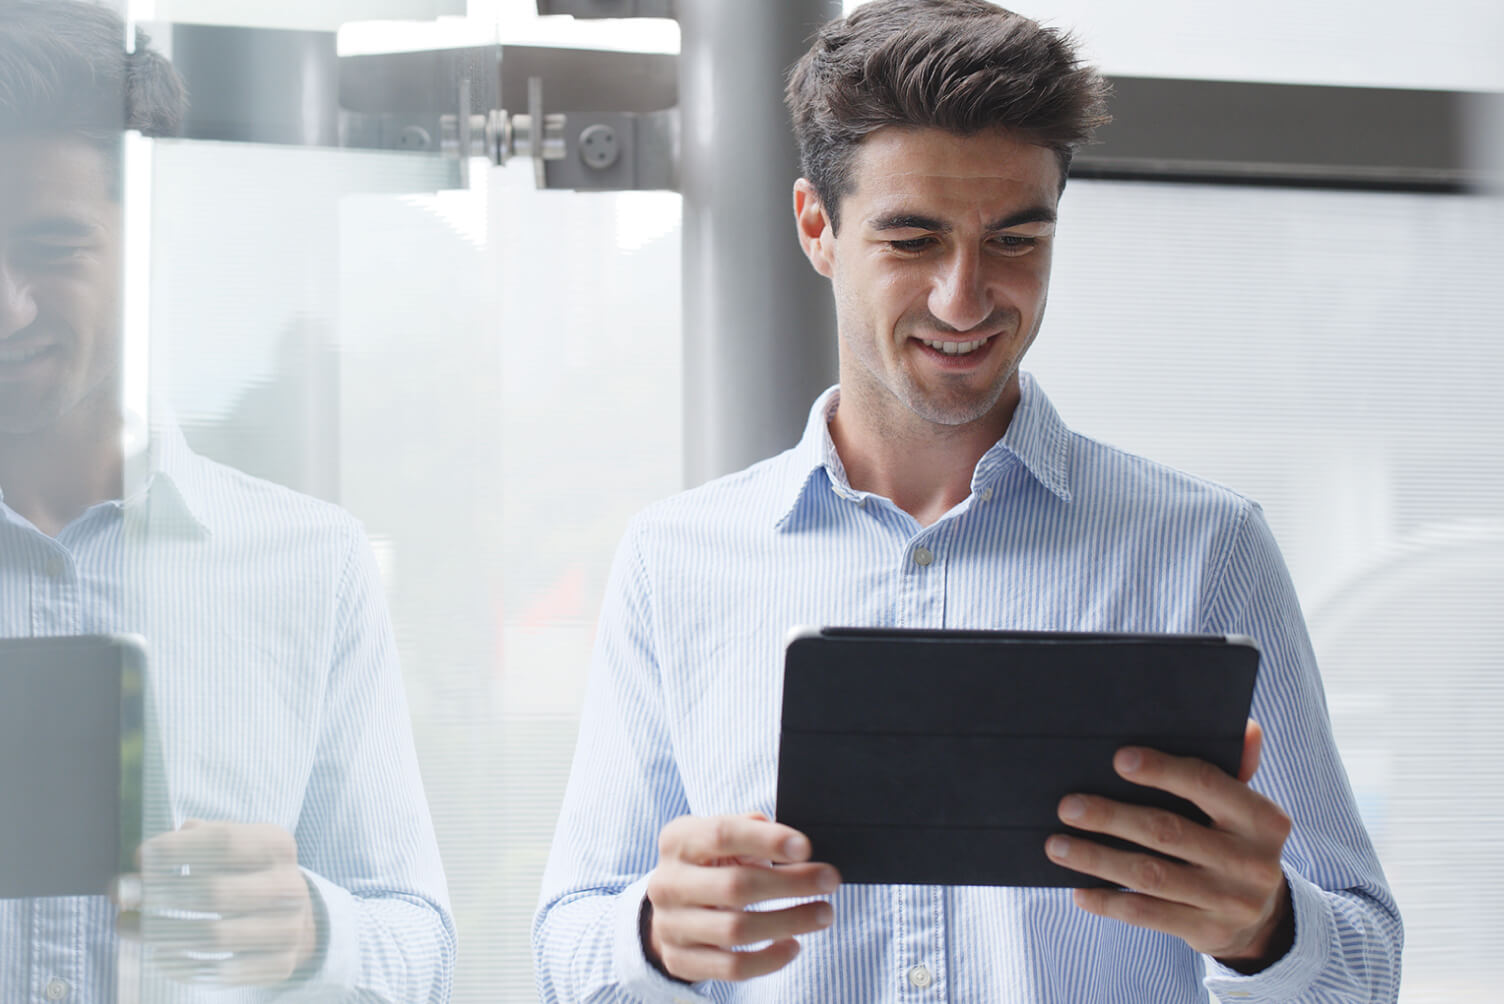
[845,126,1060,221]
[0,134,117,225]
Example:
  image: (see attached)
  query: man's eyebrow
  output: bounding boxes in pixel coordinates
[985,207,1057,231]
[867,207,1058,233]
[868,213,949,233]
[14,218,101,240]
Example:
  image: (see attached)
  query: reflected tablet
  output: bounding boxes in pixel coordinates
[0,635,145,898]
[775,628,1259,887]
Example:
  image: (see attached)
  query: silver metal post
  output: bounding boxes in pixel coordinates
[679,0,841,486]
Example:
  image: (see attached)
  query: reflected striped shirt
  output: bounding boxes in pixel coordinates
[534,372,1401,1004]
[0,419,454,1003]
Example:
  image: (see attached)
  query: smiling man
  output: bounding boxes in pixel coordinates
[0,2,453,1000]
[533,2,1402,1002]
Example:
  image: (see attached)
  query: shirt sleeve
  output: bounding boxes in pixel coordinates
[1199,503,1403,1003]
[532,521,713,1004]
[279,524,457,1002]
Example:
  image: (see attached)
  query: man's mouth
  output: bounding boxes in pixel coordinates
[916,335,993,356]
[0,342,52,365]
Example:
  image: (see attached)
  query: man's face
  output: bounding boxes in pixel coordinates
[0,135,124,436]
[796,127,1060,434]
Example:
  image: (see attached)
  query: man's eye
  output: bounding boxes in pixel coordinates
[887,237,935,253]
[19,243,89,266]
[992,235,1039,255]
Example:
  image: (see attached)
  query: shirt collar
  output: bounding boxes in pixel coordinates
[123,404,215,538]
[0,406,212,538]
[774,371,1073,531]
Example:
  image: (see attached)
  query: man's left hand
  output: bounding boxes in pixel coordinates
[1044,720,1295,971]
[119,820,319,986]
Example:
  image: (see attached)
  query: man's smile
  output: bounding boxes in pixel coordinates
[914,334,995,356]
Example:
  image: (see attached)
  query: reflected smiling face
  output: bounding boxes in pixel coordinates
[795,127,1060,436]
[0,135,123,437]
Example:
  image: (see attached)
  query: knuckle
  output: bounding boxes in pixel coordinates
[1149,811,1185,848]
[1132,855,1168,893]
[204,920,235,951]
[1117,893,1149,926]
[717,869,754,906]
[202,878,233,913]
[718,911,753,945]
[658,944,690,978]
[1194,759,1223,794]
[716,951,753,982]
[657,829,676,860]
[646,869,670,903]
[658,815,692,858]
[1267,808,1293,843]
[708,818,733,852]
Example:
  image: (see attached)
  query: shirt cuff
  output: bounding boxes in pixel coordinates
[267,867,362,1001]
[614,874,715,1004]
[1202,868,1335,1003]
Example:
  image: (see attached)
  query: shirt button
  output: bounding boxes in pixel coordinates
[907,963,934,988]
[45,978,69,1000]
[45,557,65,578]
[912,546,933,567]
[979,486,994,502]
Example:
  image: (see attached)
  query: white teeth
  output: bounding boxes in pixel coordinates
[920,337,988,355]
[0,344,47,364]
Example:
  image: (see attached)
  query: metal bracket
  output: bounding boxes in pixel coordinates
[344,43,678,192]
[535,0,676,17]
[543,107,678,191]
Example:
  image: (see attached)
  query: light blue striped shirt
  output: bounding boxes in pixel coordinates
[0,420,454,1002]
[535,373,1401,1003]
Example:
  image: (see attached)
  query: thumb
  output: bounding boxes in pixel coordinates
[1237,719,1264,784]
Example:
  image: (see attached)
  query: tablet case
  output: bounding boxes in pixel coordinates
[776,628,1260,887]
[0,635,145,898]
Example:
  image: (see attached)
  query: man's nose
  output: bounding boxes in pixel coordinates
[928,248,992,334]
[0,263,40,339]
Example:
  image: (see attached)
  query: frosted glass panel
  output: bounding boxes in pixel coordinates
[845,0,1504,91]
[1035,179,1504,1002]
[143,135,681,999]
[143,0,464,31]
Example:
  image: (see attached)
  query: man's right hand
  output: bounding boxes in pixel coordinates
[644,813,839,983]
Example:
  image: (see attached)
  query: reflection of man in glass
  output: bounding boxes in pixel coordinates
[0,2,454,1000]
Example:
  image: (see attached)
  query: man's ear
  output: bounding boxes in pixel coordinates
[793,178,835,279]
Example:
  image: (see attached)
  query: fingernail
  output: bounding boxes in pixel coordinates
[782,835,810,860]
[814,903,834,927]
[1117,749,1143,773]
[816,867,839,893]
[1046,835,1071,859]
[113,875,143,909]
[1059,795,1085,821]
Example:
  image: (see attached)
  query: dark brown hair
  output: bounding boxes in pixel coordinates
[0,0,186,141]
[786,0,1109,230]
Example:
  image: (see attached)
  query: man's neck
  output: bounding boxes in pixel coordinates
[0,398,124,537]
[829,378,1021,528]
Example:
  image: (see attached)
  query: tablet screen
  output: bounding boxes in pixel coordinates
[0,635,146,898]
[775,628,1259,887]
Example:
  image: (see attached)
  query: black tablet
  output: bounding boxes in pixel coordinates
[0,635,146,898]
[775,627,1260,887]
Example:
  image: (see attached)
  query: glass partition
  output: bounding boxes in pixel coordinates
[139,41,682,1004]
[2,1,1499,1001]
[1033,178,1504,1003]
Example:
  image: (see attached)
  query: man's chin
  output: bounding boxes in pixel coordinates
[0,399,74,438]
[899,382,1013,429]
